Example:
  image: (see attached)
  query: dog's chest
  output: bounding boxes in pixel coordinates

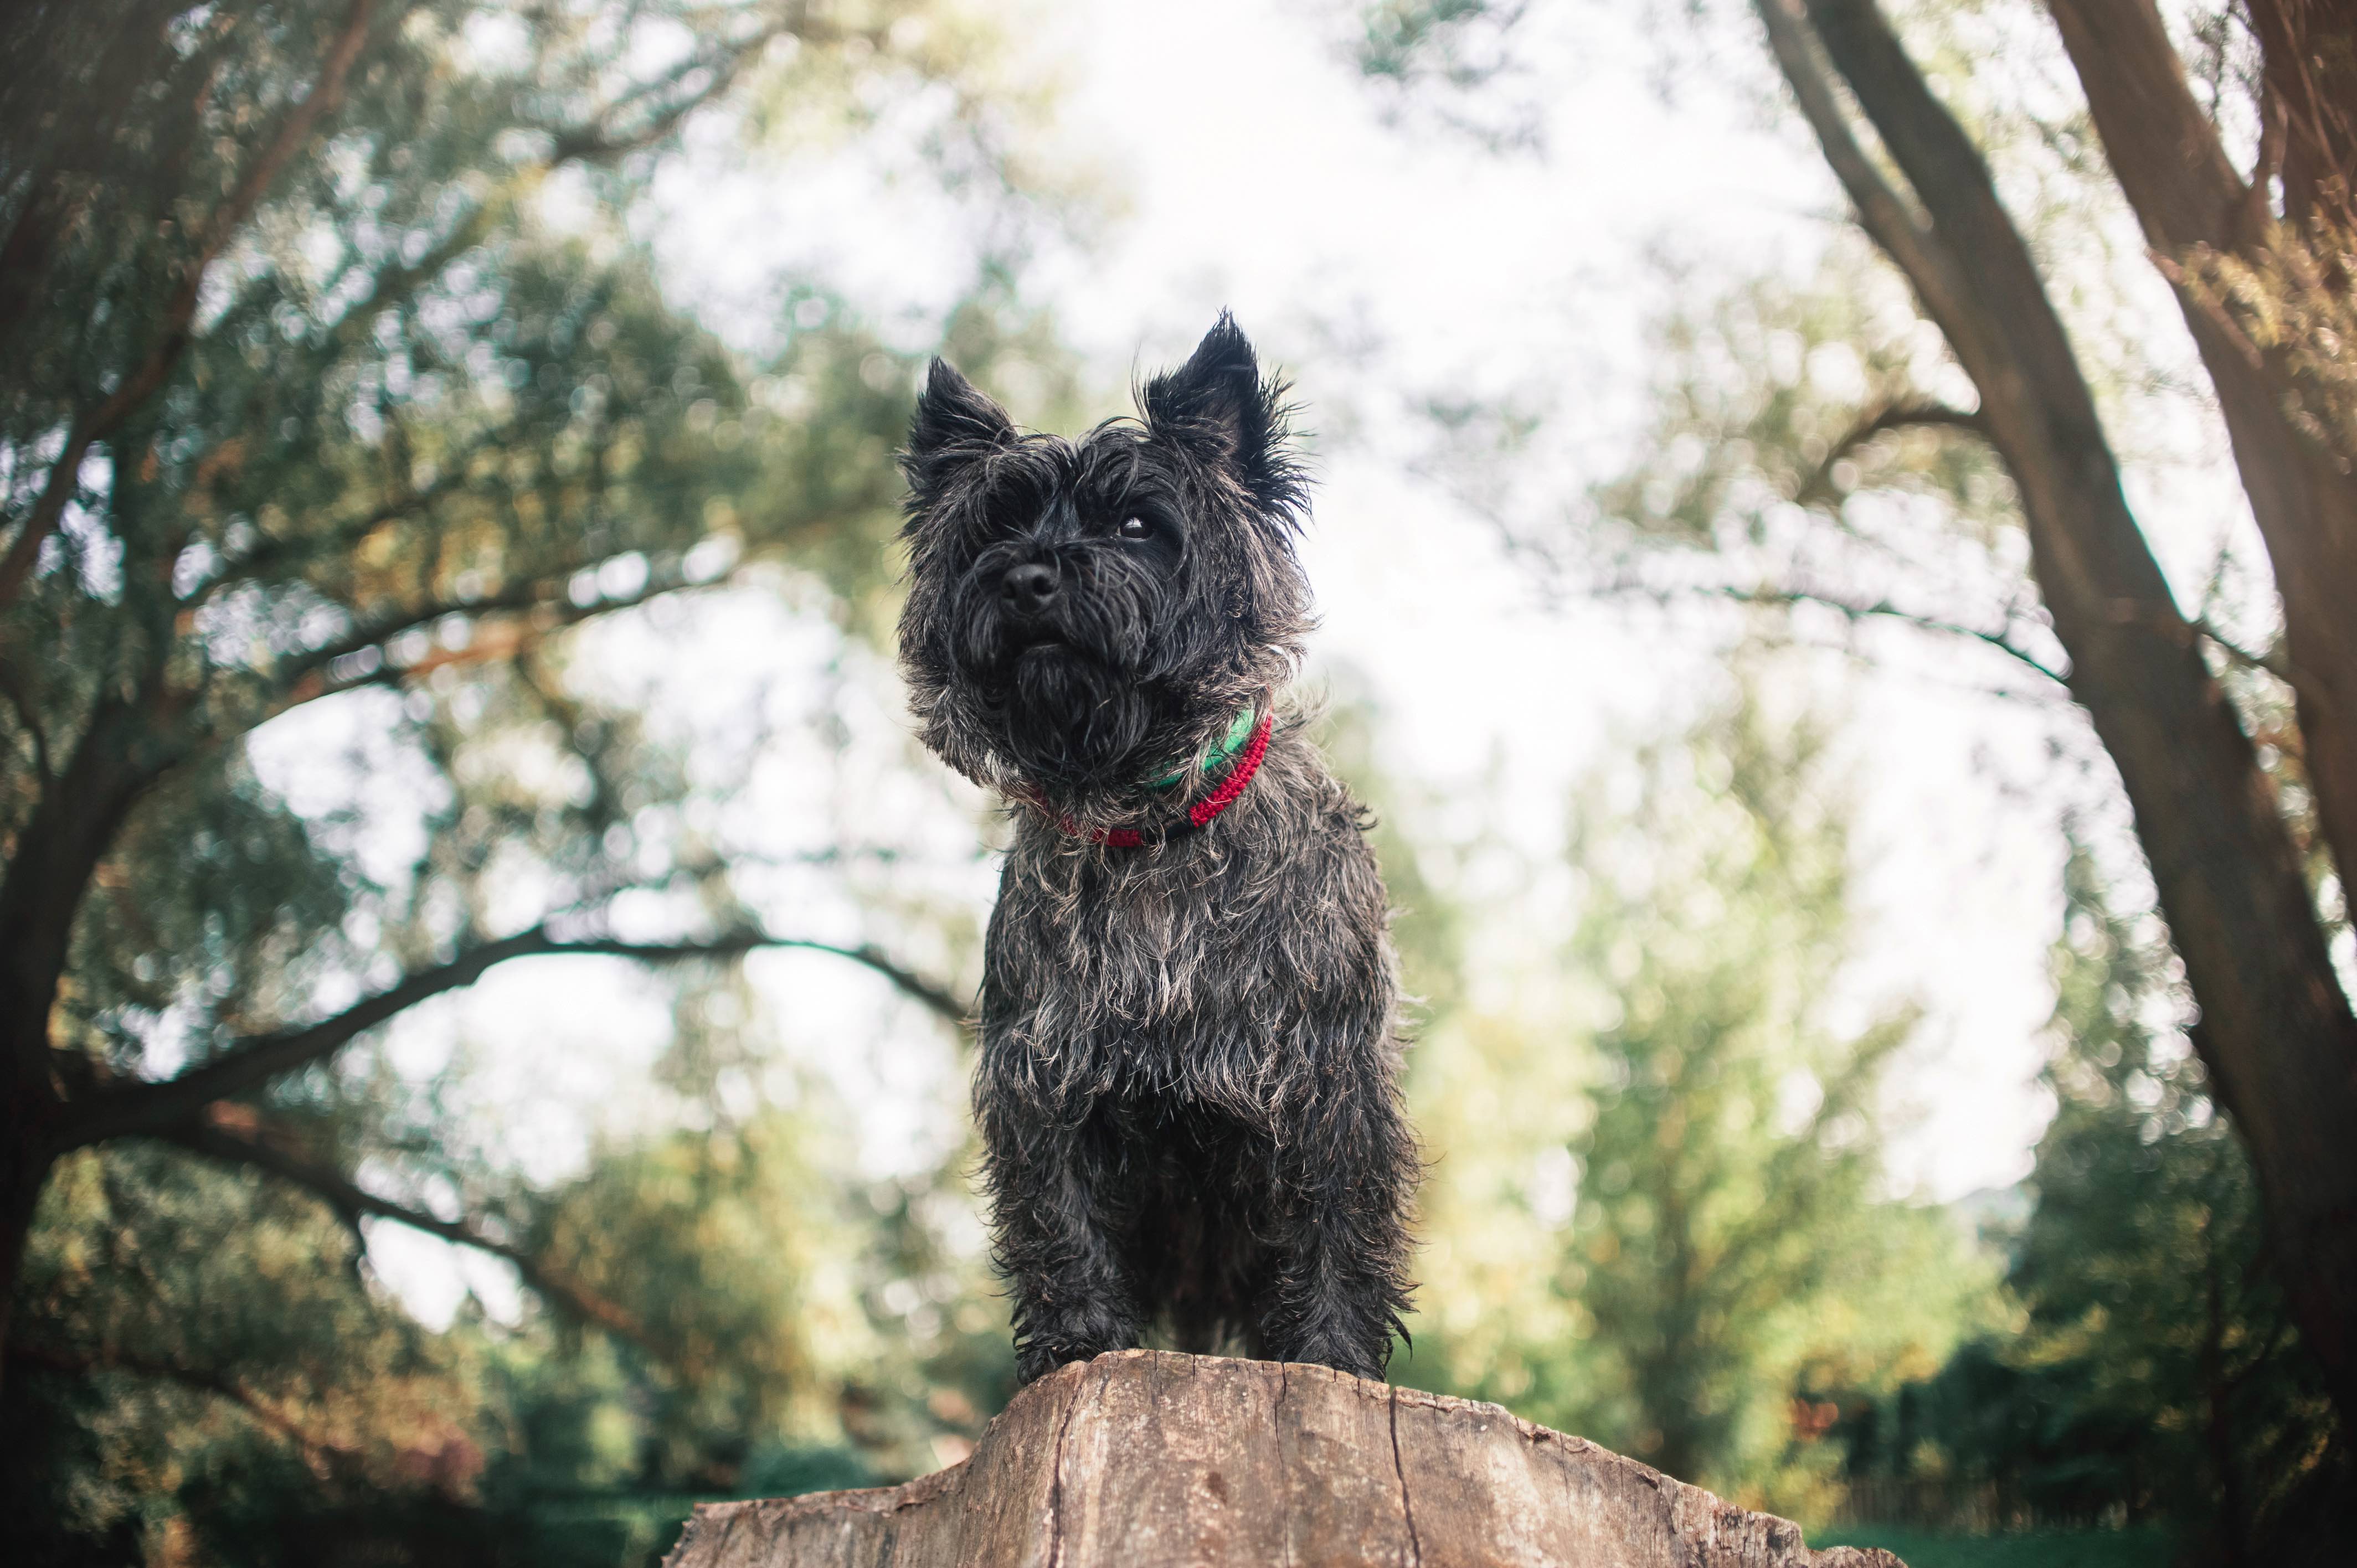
[994,835,1289,1038]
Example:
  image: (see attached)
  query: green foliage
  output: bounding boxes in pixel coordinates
[9,1142,488,1564]
[2186,222,2357,496]
[6,0,1072,1086]
[2,2,1059,1561]
[1827,847,2345,1550]
[1592,257,2012,553]
[2010,852,2334,1529]
[10,1059,1010,1564]
[20,7,2348,1562]
[514,1098,1011,1487]
[1352,0,1520,90]
[1407,683,1994,1518]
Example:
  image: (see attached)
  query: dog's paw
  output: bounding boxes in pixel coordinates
[1269,1332,1388,1384]
[1014,1340,1105,1385]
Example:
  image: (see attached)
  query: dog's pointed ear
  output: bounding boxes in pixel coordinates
[1142,313,1306,518]
[903,358,1016,499]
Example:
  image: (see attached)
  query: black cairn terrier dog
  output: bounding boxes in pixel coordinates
[897,314,1417,1384]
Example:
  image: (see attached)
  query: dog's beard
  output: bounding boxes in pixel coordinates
[1002,644,1165,786]
[941,544,1203,792]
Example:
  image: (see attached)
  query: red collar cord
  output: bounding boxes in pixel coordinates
[1024,713,1274,848]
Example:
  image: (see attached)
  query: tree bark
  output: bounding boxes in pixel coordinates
[0,702,177,1066]
[0,697,174,1385]
[0,1137,53,1396]
[1761,0,2357,1430]
[2046,0,2357,947]
[2243,0,2357,234]
[665,1350,1904,1568]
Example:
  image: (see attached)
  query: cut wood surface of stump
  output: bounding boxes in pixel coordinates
[664,1350,1903,1568]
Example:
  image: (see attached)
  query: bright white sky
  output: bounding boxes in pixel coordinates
[870,0,2068,1198]
[336,0,2268,1324]
[1016,0,2069,1203]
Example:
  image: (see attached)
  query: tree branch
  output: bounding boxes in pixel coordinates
[199,427,514,599]
[0,0,380,612]
[156,1115,651,1347]
[541,16,792,164]
[0,0,796,625]
[63,926,967,1149]
[1774,0,2140,610]
[240,565,732,738]
[275,567,672,694]
[2049,0,2357,912]
[8,1339,355,1471]
[2102,600,2327,708]
[1753,0,1983,347]
[2045,0,2250,249]
[1773,0,2357,1424]
[1794,398,1988,505]
[205,446,754,735]
[1694,581,2068,684]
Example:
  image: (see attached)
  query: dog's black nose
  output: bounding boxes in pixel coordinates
[1001,563,1059,618]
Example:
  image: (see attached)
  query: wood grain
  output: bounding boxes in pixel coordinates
[663,1350,1905,1568]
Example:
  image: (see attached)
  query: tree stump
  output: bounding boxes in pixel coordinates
[664,1350,1903,1568]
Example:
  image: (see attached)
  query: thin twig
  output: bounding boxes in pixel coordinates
[1604,573,2070,685]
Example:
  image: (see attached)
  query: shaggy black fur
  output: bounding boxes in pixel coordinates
[898,316,1418,1384]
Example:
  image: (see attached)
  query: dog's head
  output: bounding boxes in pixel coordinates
[896,314,1311,811]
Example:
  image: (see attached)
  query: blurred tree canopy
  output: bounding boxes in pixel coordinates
[18,0,2355,1560]
[1350,0,2357,1459]
[1403,686,1991,1519]
[1821,845,2345,1555]
[0,1,1083,1559]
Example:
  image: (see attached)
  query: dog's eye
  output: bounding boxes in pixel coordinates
[1118,516,1152,541]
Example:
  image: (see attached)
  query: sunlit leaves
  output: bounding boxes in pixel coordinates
[4,1,1056,1555]
[1831,844,2343,1538]
[1406,684,1994,1520]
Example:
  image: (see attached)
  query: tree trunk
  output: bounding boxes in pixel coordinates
[0,1132,53,1397]
[665,1350,1904,1568]
[1764,0,2357,1432]
[2046,0,2357,959]
[0,698,173,1379]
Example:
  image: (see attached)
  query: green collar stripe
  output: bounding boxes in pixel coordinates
[1146,706,1260,791]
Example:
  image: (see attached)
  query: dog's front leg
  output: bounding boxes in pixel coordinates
[977,1087,1143,1384]
[1255,1029,1417,1382]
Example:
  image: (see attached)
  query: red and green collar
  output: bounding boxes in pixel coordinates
[1022,706,1274,848]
